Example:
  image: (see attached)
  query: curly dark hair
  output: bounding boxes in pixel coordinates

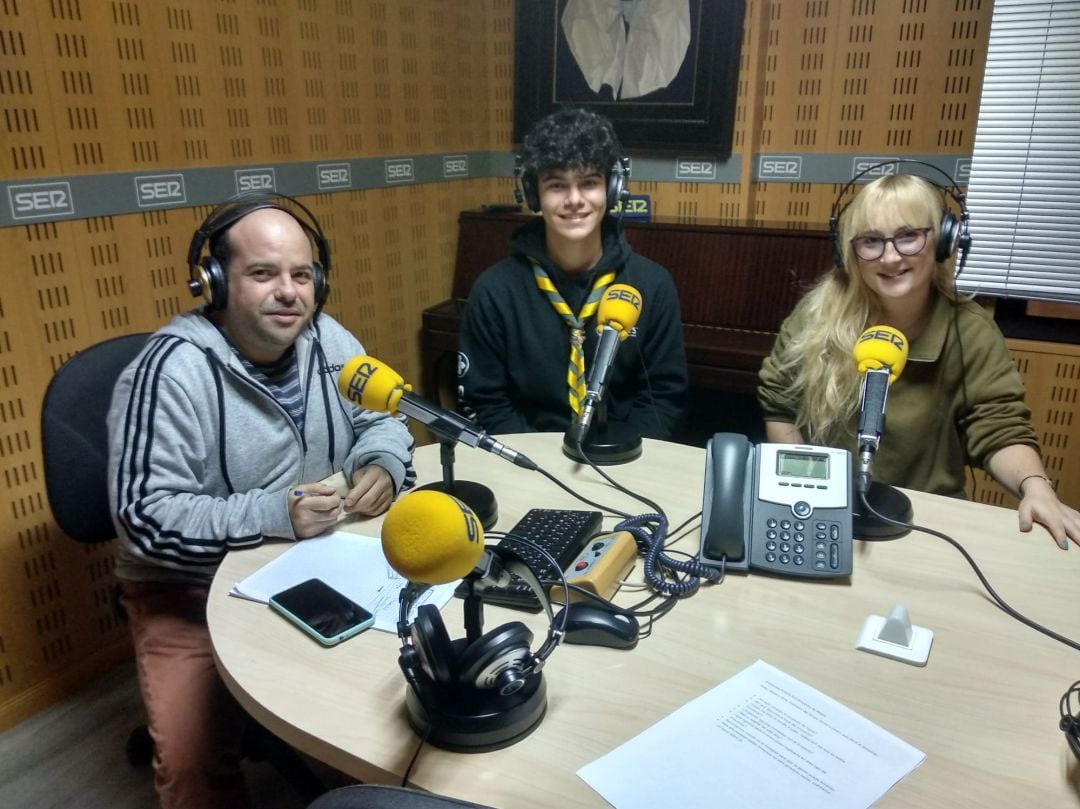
[519,107,623,180]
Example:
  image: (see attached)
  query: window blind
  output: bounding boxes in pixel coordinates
[960,0,1080,303]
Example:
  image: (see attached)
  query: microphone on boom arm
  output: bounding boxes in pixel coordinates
[338,355,537,528]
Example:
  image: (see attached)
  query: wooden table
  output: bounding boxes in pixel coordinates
[208,433,1080,808]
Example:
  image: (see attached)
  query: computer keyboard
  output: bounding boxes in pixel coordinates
[457,508,603,612]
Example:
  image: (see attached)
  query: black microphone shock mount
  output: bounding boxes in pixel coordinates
[415,439,499,530]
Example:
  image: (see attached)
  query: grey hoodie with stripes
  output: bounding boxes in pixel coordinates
[108,310,415,585]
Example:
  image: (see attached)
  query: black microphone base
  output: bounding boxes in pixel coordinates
[414,480,498,530]
[403,674,547,752]
[561,421,642,466]
[854,482,913,540]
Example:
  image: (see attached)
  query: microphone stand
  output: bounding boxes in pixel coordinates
[852,440,913,540]
[561,398,642,465]
[414,439,499,529]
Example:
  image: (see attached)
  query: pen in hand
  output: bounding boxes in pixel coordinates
[289,485,345,538]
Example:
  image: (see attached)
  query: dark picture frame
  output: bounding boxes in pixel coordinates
[514,0,745,154]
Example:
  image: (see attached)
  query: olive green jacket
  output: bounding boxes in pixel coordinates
[758,294,1038,497]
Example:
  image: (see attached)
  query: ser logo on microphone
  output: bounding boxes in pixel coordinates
[343,360,377,401]
[452,498,482,546]
[605,287,641,310]
[857,328,906,350]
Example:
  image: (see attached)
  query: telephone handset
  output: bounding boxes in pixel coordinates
[699,433,853,578]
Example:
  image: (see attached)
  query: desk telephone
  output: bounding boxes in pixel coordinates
[699,433,853,578]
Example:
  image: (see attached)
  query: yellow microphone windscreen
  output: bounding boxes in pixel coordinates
[596,284,643,339]
[853,326,909,382]
[338,355,407,413]
[381,490,485,585]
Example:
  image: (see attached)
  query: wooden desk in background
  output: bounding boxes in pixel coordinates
[208,434,1080,808]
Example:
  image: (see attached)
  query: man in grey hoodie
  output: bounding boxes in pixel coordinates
[107,195,415,809]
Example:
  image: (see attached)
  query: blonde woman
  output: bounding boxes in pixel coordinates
[758,173,1078,549]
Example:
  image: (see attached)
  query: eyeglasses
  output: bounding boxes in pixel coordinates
[850,227,932,261]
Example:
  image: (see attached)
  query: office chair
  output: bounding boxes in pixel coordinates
[40,333,326,802]
[308,785,498,809]
[41,333,151,544]
[40,333,157,765]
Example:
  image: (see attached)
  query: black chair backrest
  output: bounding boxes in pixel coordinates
[307,785,498,809]
[41,333,150,543]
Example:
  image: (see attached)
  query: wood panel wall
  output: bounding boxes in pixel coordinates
[6,0,1071,733]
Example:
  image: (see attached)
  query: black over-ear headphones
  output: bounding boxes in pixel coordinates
[829,159,971,271]
[396,545,568,751]
[399,547,562,696]
[1061,679,1080,761]
[513,154,632,214]
[186,192,331,311]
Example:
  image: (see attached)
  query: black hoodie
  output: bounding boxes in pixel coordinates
[458,216,688,438]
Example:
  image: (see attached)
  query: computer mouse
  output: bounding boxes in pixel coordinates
[555,603,639,650]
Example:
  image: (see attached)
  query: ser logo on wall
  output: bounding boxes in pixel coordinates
[317,163,352,190]
[676,159,716,181]
[235,168,277,194]
[135,174,186,208]
[853,157,900,180]
[385,158,415,185]
[758,155,802,180]
[9,181,75,220]
[443,155,469,178]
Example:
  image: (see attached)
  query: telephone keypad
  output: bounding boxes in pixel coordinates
[758,512,848,575]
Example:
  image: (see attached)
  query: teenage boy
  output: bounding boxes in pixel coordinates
[458,107,688,439]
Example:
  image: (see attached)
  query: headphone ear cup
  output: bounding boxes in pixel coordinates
[606,165,623,212]
[312,262,328,307]
[456,621,534,693]
[606,158,631,213]
[411,604,457,687]
[1063,715,1080,760]
[829,215,844,270]
[936,211,961,263]
[194,256,228,310]
[521,173,540,213]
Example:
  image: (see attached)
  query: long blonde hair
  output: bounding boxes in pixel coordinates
[773,174,958,443]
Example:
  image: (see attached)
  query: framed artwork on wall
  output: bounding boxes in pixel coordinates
[514,0,745,154]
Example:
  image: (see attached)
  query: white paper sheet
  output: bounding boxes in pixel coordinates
[578,659,925,809]
[229,531,459,633]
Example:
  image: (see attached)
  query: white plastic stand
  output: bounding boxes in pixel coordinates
[855,603,933,666]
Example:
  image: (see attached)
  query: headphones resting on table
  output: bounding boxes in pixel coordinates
[396,545,568,752]
[828,159,971,270]
[186,192,331,311]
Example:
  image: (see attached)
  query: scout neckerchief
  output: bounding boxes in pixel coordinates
[531,260,616,414]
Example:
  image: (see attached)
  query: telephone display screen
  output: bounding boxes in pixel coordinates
[776,450,828,480]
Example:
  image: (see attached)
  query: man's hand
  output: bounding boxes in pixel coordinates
[343,465,394,517]
[288,483,343,539]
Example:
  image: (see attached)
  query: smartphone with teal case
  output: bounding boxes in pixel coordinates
[269,578,374,646]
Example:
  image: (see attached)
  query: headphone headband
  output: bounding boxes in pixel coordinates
[187,192,330,270]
